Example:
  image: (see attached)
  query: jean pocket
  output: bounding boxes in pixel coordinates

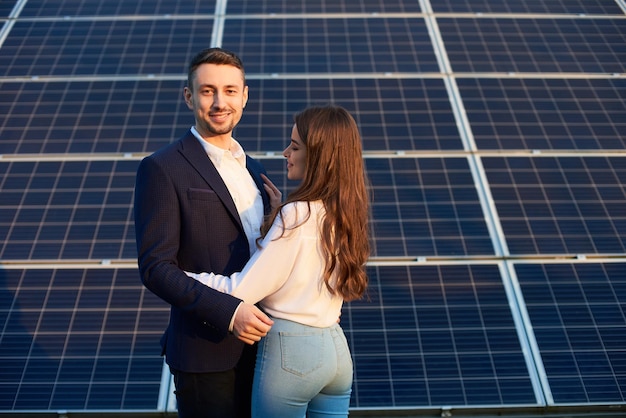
[279,331,324,377]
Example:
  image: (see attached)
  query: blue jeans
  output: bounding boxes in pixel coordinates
[251,318,353,417]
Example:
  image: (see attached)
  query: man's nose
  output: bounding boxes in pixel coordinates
[212,92,224,108]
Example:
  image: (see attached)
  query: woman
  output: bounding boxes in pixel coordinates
[186,105,370,417]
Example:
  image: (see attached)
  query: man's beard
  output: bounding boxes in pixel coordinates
[206,120,235,136]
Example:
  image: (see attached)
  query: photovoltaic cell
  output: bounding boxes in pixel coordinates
[483,156,626,255]
[458,78,626,150]
[0,264,540,410]
[0,19,213,77]
[346,264,537,407]
[439,18,626,74]
[223,17,439,74]
[1,1,16,17]
[0,78,463,155]
[0,80,188,154]
[0,156,491,262]
[0,160,138,260]
[516,262,626,404]
[226,0,421,14]
[262,159,474,260]
[239,78,463,152]
[365,158,494,257]
[0,268,169,410]
[432,0,625,15]
[20,0,212,17]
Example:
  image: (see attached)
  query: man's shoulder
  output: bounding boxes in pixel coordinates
[147,131,195,161]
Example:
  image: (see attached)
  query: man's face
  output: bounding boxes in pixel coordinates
[184,63,249,143]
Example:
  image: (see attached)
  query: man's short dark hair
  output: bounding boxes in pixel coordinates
[187,47,246,90]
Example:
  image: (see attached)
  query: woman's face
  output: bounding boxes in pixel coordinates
[283,123,307,181]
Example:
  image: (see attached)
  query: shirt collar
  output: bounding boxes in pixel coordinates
[191,126,247,168]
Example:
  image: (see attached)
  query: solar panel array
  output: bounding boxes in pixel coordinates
[1,0,625,415]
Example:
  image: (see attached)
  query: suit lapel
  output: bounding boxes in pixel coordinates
[178,131,243,230]
[246,155,271,215]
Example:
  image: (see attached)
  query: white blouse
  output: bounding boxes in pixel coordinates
[186,200,343,327]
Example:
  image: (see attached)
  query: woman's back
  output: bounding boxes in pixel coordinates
[233,200,343,327]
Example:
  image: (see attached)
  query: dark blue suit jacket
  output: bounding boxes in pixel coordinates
[134,130,270,372]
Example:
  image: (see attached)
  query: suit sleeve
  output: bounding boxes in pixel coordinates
[134,155,242,338]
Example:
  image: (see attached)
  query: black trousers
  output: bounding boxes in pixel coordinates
[171,344,257,418]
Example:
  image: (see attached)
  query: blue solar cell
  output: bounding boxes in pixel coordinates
[0,20,212,76]
[440,18,626,74]
[224,17,438,74]
[484,156,626,255]
[366,158,493,257]
[517,263,626,404]
[0,160,139,260]
[345,264,538,408]
[0,0,16,16]
[2,78,462,155]
[227,0,421,13]
[459,78,626,150]
[0,268,169,411]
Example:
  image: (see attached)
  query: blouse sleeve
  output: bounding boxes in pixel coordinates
[184,202,307,304]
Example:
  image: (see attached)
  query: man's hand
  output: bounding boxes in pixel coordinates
[261,174,282,211]
[232,303,274,345]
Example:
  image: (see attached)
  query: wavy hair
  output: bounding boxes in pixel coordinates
[261,105,370,301]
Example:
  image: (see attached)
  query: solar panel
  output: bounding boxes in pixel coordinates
[19,0,212,16]
[483,156,626,255]
[1,1,16,17]
[1,0,626,415]
[0,160,138,260]
[238,78,463,152]
[459,78,626,150]
[0,268,169,410]
[226,0,422,14]
[516,262,626,404]
[365,157,493,257]
[347,264,537,407]
[439,18,626,74]
[223,17,439,74]
[0,20,213,77]
[0,80,187,154]
[0,155,493,262]
[432,0,625,15]
[0,78,462,155]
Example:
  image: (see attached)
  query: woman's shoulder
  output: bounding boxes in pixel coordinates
[281,200,323,214]
[279,201,324,226]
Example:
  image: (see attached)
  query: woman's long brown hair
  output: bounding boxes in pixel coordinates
[261,105,370,301]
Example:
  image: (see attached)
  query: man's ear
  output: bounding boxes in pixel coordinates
[242,85,249,109]
[183,87,193,110]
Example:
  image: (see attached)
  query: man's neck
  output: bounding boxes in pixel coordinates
[193,126,232,150]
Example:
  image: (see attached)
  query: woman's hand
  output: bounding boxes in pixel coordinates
[261,173,282,210]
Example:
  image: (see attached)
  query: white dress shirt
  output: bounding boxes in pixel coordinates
[191,127,264,256]
[186,201,344,328]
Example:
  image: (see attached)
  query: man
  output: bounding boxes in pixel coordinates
[134,48,274,418]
